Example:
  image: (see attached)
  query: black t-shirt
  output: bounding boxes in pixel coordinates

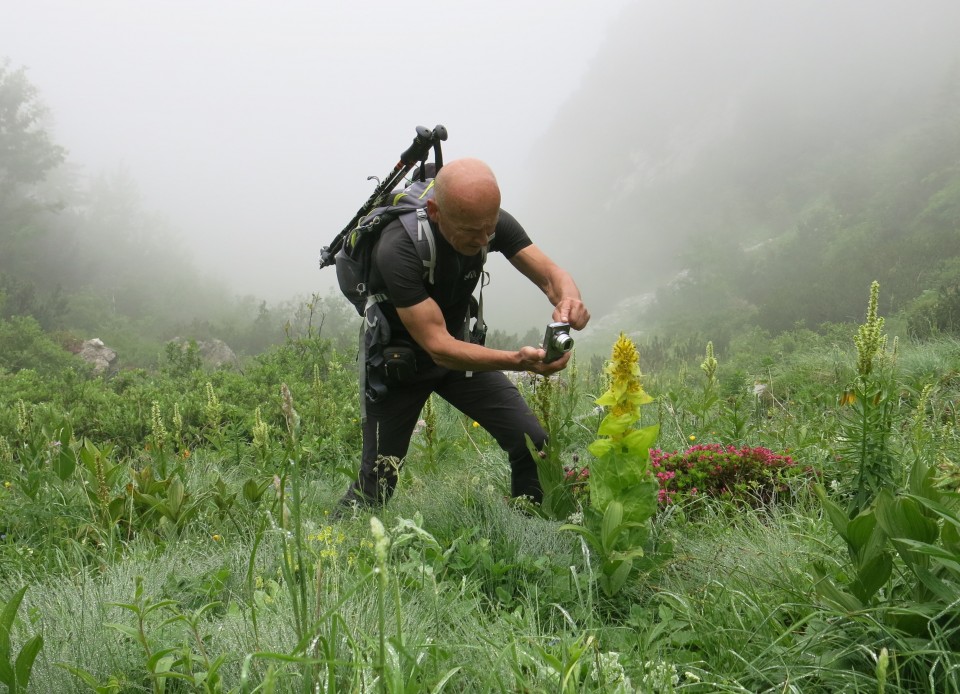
[369,209,532,344]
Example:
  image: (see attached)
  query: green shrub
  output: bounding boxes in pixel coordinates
[650,443,811,506]
[0,316,82,376]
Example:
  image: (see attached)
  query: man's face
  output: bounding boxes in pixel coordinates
[428,199,498,256]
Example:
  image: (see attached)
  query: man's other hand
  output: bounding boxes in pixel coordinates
[518,346,571,375]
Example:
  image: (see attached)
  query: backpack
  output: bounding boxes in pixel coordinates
[334,176,439,317]
[334,173,488,411]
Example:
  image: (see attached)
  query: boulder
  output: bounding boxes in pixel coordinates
[197,338,239,369]
[78,338,118,375]
[169,337,239,370]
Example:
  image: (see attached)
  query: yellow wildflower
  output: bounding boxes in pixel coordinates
[588,333,658,460]
[595,333,651,437]
[854,281,886,379]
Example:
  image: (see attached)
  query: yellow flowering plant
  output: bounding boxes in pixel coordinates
[837,280,898,515]
[562,333,660,596]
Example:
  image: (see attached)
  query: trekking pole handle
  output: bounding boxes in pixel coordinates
[399,125,447,166]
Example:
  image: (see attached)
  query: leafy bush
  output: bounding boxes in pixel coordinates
[902,259,960,338]
[650,443,808,506]
[0,316,82,376]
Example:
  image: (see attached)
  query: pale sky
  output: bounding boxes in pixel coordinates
[2,1,632,314]
[9,1,959,340]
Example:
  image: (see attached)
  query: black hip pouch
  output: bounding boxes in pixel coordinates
[381,343,418,386]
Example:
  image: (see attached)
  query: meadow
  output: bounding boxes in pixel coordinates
[1,284,959,693]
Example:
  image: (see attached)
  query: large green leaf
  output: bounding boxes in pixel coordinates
[621,425,659,457]
[907,457,940,500]
[942,522,960,556]
[875,490,938,544]
[905,493,960,534]
[621,479,658,524]
[601,501,624,553]
[599,558,634,596]
[167,478,185,513]
[52,445,76,481]
[847,512,879,555]
[812,575,863,613]
[814,484,849,537]
[910,564,960,603]
[590,448,651,499]
[895,539,960,578]
[0,586,27,658]
[587,438,613,458]
[849,551,892,604]
[846,511,889,567]
[597,412,636,436]
[14,634,42,690]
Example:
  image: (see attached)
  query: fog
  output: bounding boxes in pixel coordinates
[5,0,960,337]
[2,0,629,330]
[518,0,960,330]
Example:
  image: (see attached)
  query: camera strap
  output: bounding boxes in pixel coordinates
[463,260,490,379]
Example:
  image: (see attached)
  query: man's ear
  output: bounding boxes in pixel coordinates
[426,198,439,222]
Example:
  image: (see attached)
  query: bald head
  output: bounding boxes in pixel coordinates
[427,158,501,255]
[433,158,501,220]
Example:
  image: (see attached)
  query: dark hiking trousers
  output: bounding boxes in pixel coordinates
[340,365,547,507]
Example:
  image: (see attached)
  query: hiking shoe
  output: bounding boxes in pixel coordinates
[330,486,368,520]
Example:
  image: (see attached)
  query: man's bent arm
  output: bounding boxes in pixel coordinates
[396,298,570,374]
[509,245,590,330]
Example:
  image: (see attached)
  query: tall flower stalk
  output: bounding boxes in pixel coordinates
[854,281,886,380]
[150,401,169,476]
[563,333,659,596]
[839,281,898,515]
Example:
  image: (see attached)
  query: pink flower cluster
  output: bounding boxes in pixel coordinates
[650,443,801,506]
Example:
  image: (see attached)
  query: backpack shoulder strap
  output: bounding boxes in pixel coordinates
[394,183,438,285]
[396,208,437,285]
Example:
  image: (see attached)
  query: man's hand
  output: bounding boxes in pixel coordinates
[553,297,590,331]
[518,345,571,375]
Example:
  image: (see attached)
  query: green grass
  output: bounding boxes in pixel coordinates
[2,329,959,692]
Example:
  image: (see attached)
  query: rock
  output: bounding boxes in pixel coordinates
[78,338,118,375]
[169,337,239,370]
[197,338,239,369]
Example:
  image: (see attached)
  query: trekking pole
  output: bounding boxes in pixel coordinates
[319,124,447,269]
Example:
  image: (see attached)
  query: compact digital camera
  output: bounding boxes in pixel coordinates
[543,321,574,363]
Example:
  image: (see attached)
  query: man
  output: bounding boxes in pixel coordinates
[338,157,590,510]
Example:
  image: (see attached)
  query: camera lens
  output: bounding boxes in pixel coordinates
[553,332,574,352]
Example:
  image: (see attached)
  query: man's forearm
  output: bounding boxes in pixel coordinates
[425,337,522,372]
[544,268,582,306]
[414,326,569,376]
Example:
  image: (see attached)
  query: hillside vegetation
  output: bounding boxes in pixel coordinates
[523,1,960,349]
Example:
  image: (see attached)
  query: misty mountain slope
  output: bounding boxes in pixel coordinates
[519,0,960,336]
[0,63,322,360]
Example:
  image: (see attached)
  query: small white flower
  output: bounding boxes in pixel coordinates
[370,517,389,560]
